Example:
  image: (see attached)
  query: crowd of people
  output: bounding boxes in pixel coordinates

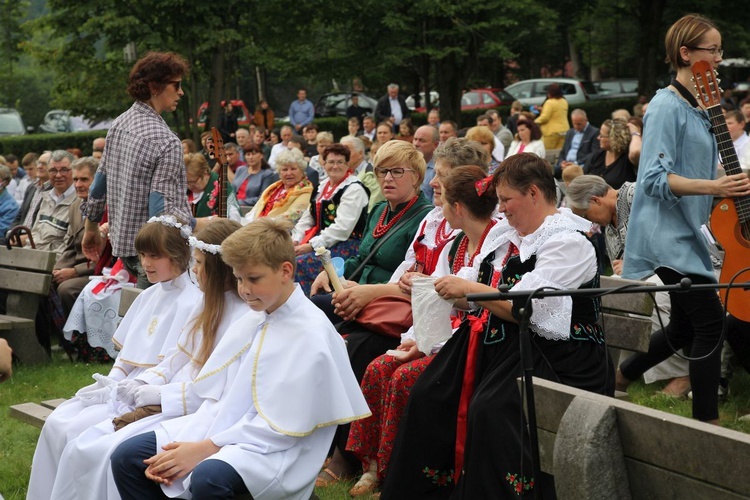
[2,12,750,498]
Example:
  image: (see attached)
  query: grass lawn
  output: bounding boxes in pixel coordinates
[1,350,748,499]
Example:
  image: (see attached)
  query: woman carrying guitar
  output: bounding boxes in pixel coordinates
[617,14,750,424]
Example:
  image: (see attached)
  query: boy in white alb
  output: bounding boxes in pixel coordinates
[111,218,370,500]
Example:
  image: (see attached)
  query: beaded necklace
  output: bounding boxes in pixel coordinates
[372,195,420,239]
[435,218,452,246]
[451,219,497,274]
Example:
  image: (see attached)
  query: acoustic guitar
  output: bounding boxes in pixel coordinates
[692,60,750,321]
[207,127,229,218]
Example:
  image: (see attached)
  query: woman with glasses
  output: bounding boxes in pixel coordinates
[184,153,241,221]
[584,118,636,190]
[618,14,750,424]
[292,143,370,295]
[310,140,432,488]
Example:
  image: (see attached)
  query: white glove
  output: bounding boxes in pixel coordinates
[134,385,162,407]
[76,373,116,397]
[115,379,146,406]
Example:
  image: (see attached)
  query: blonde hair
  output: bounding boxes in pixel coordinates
[608,119,632,157]
[372,140,426,186]
[562,164,584,185]
[465,126,495,147]
[184,153,210,178]
[222,218,296,273]
[186,219,241,367]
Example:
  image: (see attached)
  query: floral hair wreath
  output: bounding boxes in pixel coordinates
[189,236,222,255]
[147,215,192,239]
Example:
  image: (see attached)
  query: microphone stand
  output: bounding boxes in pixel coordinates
[465,278,750,499]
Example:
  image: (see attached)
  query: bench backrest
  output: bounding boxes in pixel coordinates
[599,275,655,353]
[530,377,750,499]
[118,286,143,317]
[0,247,57,319]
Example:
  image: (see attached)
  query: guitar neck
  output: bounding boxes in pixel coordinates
[706,105,743,177]
[220,164,228,219]
[706,105,750,224]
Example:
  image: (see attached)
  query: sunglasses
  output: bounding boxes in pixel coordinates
[166,80,182,90]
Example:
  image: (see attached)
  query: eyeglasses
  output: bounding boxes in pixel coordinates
[48,168,72,176]
[166,80,182,90]
[690,46,723,57]
[374,167,414,178]
[325,160,348,167]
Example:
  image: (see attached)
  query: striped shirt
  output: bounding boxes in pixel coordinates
[83,101,192,257]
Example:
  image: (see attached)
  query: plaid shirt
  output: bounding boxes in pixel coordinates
[83,101,191,257]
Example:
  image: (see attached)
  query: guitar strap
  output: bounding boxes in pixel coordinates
[671,78,700,108]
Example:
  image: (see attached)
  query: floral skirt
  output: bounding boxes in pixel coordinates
[347,353,434,481]
[296,238,360,296]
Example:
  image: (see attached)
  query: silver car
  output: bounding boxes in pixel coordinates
[505,78,598,106]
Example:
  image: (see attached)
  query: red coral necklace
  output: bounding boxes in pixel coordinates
[452,219,496,274]
[372,195,419,239]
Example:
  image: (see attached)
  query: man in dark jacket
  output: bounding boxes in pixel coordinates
[555,108,600,179]
[374,83,411,133]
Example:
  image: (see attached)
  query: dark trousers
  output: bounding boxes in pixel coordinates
[111,431,251,499]
[620,267,724,421]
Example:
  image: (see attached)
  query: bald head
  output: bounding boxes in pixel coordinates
[412,125,439,162]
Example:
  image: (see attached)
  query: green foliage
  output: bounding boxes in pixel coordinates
[0,130,106,157]
[577,97,638,126]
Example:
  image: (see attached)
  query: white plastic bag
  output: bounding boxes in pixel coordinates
[411,276,454,354]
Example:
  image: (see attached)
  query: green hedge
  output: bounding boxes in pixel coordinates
[0,131,108,157]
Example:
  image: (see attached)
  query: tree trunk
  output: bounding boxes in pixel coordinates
[208,45,225,133]
[637,0,667,97]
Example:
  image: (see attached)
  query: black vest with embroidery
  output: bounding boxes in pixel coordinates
[449,234,603,344]
[309,181,370,239]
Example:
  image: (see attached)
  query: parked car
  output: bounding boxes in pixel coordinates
[505,78,598,106]
[196,99,251,129]
[0,108,31,136]
[38,110,112,134]
[593,79,638,99]
[314,92,378,118]
[405,91,440,111]
[411,89,515,113]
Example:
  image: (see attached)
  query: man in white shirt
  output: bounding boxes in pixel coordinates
[726,110,749,169]
[268,125,293,168]
[31,150,77,256]
[361,115,376,141]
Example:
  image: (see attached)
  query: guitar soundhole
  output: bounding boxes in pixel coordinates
[741,222,750,246]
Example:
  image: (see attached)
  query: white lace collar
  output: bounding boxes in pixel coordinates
[420,207,459,249]
[455,216,513,282]
[510,208,593,262]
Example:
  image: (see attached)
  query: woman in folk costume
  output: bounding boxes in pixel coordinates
[381,154,612,499]
[346,164,510,496]
[314,137,486,489]
[27,216,201,500]
[48,220,254,500]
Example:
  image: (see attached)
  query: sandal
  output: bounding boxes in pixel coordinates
[349,470,378,497]
[315,467,341,488]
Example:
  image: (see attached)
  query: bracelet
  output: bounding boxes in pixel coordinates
[631,132,641,137]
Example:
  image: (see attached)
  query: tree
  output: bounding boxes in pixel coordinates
[0,0,30,108]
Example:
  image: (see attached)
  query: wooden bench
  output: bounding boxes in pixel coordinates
[0,246,57,364]
[528,376,750,499]
[11,286,143,428]
[599,275,654,354]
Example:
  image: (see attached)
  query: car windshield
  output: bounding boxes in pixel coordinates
[0,114,23,134]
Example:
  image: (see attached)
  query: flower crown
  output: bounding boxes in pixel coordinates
[189,236,222,255]
[147,215,192,239]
